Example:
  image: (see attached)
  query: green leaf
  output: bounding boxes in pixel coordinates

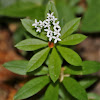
[69,0,79,7]
[64,61,100,75]
[29,66,49,76]
[63,77,88,100]
[64,65,83,75]
[79,77,98,89]
[88,93,100,100]
[33,66,48,76]
[21,19,47,41]
[44,83,59,100]
[3,60,28,75]
[61,18,80,39]
[27,47,50,72]
[57,46,82,66]
[59,34,87,45]
[0,0,44,9]
[23,0,44,5]
[0,0,45,20]
[81,61,100,74]
[13,25,26,45]
[14,76,50,100]
[48,47,62,82]
[0,0,16,8]
[59,85,75,100]
[59,98,63,100]
[75,6,84,14]
[15,38,48,51]
[81,0,100,32]
[3,60,49,76]
[45,1,58,18]
[55,0,75,27]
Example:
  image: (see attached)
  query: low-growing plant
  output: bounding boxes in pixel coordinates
[3,1,100,100]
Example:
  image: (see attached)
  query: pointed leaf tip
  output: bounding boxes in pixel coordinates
[57,46,82,66]
[61,18,81,39]
[15,39,48,51]
[48,47,62,83]
[59,34,87,45]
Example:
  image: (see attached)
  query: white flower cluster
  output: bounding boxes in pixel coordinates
[32,12,61,43]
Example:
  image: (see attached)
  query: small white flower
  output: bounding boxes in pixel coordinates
[53,35,61,43]
[54,31,61,36]
[36,27,42,33]
[53,21,59,26]
[47,12,54,19]
[45,18,51,23]
[39,20,43,28]
[47,31,53,37]
[45,30,54,41]
[32,11,62,43]
[44,28,51,32]
[52,16,57,22]
[53,25,61,32]
[43,20,51,28]
[47,32,54,41]
[32,19,39,28]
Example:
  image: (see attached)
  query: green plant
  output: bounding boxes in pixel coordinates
[3,1,100,100]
